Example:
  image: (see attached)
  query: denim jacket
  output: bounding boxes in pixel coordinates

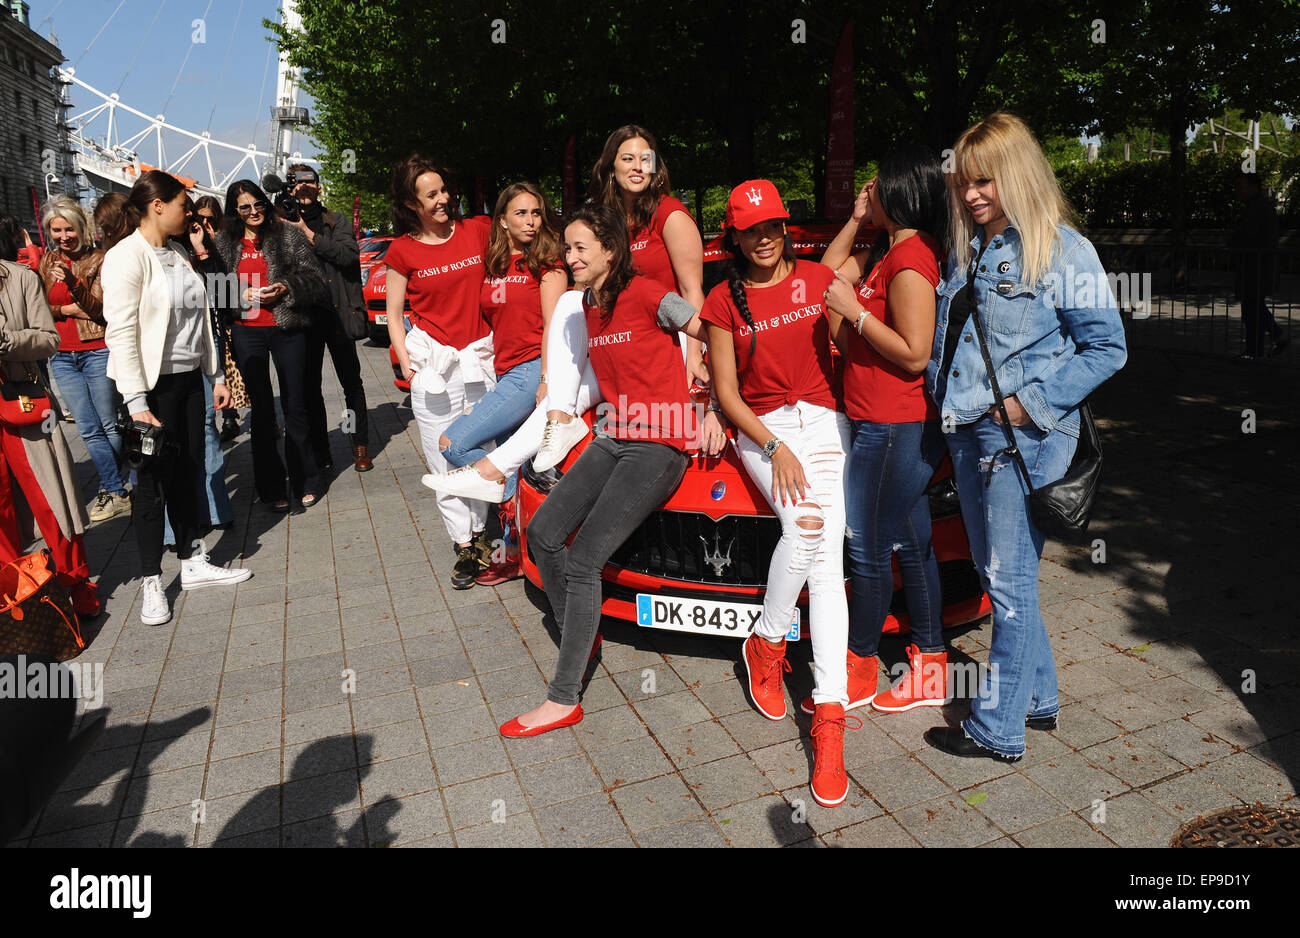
[925,223,1127,437]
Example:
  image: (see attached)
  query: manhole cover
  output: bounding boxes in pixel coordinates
[1172,804,1300,847]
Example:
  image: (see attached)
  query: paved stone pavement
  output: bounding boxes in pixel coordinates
[8,340,1297,848]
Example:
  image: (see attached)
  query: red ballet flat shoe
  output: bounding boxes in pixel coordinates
[499,704,584,738]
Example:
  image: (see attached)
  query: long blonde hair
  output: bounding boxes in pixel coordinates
[947,112,1079,285]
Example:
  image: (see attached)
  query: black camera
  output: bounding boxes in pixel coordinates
[116,419,176,470]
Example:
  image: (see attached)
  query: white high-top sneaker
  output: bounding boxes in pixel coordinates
[140,574,171,626]
[180,551,252,590]
[532,417,589,472]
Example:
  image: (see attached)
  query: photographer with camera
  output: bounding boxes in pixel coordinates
[101,171,252,627]
[274,164,372,473]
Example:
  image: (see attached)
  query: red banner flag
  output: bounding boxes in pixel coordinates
[562,134,578,216]
[824,20,855,220]
[29,187,45,247]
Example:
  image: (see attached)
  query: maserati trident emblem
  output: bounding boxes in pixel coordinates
[699,531,734,577]
[746,186,764,206]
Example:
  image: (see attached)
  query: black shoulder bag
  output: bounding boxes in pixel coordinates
[964,256,1104,540]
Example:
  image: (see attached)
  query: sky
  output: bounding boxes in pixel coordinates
[29,0,317,185]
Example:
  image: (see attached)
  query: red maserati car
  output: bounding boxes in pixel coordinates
[363,262,413,349]
[513,223,991,641]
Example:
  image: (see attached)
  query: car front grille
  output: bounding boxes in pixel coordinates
[609,512,782,587]
[606,510,983,606]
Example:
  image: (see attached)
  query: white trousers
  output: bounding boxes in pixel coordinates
[488,290,600,477]
[736,401,851,707]
[409,330,496,545]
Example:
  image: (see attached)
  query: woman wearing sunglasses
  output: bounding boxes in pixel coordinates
[193,197,244,443]
[213,181,328,512]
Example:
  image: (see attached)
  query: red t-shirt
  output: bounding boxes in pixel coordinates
[234,238,276,327]
[481,257,554,377]
[48,280,107,352]
[385,217,492,349]
[629,196,692,292]
[585,276,695,451]
[699,260,839,417]
[840,232,943,423]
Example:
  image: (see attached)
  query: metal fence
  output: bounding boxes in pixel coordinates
[1091,236,1297,364]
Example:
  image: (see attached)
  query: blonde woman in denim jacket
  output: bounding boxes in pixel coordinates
[922,113,1127,762]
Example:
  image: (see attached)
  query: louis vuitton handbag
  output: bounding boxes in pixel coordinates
[0,550,85,661]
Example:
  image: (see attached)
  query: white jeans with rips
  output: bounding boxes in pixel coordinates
[736,401,851,707]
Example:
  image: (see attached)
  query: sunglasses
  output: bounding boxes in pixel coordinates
[236,200,270,216]
[197,215,216,226]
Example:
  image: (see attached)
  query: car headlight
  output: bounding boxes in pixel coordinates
[361,267,371,287]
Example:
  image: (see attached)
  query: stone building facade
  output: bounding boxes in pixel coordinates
[0,1,69,235]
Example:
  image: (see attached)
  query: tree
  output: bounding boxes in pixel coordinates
[1089,0,1300,236]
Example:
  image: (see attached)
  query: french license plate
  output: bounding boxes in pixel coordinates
[375,314,388,325]
[635,594,799,641]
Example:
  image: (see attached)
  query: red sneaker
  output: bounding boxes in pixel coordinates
[872,645,950,712]
[810,703,860,807]
[475,559,522,586]
[800,649,879,715]
[742,633,791,720]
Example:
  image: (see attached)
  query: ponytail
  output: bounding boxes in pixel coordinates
[126,170,187,231]
[725,261,758,363]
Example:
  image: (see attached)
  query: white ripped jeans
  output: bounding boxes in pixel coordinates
[408,326,496,544]
[736,401,851,707]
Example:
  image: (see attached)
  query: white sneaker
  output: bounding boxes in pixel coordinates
[180,553,253,590]
[141,574,171,626]
[421,465,507,503]
[533,417,589,472]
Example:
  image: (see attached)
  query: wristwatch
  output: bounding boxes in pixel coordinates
[763,438,783,458]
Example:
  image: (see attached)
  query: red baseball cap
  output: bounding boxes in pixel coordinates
[724,179,789,230]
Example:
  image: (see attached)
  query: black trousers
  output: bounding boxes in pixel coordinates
[529,436,689,705]
[305,313,369,460]
[232,324,319,501]
[134,369,206,575]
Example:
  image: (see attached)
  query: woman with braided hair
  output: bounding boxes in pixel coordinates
[700,180,854,808]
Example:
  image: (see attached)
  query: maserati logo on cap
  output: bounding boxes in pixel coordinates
[746,186,764,206]
[710,480,726,500]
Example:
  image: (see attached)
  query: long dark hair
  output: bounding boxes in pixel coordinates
[0,214,21,263]
[867,143,950,267]
[94,193,132,251]
[587,125,673,236]
[124,169,188,231]
[566,203,636,319]
[222,180,279,242]
[485,182,562,280]
[391,153,461,236]
[194,194,224,229]
[724,222,796,363]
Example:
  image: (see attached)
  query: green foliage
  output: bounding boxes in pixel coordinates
[1059,150,1296,228]
[266,0,1300,232]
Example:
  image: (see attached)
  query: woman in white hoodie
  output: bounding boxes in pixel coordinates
[100,170,251,627]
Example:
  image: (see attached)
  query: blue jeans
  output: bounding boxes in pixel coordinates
[164,373,233,545]
[441,356,541,500]
[48,348,127,497]
[845,419,946,657]
[947,415,1077,757]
